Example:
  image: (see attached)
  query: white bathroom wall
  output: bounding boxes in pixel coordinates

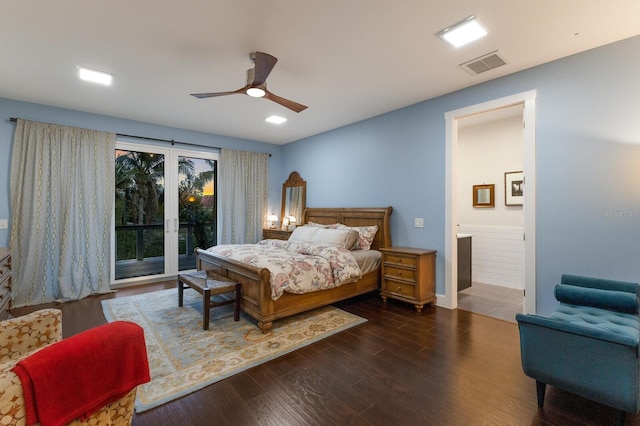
[457,110,524,226]
[458,224,524,289]
[457,109,524,290]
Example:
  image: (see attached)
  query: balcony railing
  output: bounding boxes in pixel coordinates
[114,222,215,280]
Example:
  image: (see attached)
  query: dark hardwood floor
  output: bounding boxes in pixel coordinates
[12,283,640,426]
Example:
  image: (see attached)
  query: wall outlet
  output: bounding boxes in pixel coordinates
[0,219,7,229]
[414,218,424,228]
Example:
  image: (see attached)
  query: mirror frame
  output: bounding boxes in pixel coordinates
[473,184,495,208]
[281,171,306,228]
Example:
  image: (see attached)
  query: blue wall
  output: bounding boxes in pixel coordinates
[283,35,640,315]
[0,98,284,248]
[2,36,639,315]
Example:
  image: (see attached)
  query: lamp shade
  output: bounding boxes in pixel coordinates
[267,214,278,229]
[287,216,297,230]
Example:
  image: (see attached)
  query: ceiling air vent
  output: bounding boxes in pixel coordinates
[460,51,506,75]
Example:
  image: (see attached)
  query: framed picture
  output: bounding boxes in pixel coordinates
[473,184,495,208]
[505,171,523,206]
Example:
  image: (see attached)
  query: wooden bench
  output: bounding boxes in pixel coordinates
[177,270,241,330]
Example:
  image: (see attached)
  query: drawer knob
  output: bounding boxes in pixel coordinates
[397,286,402,292]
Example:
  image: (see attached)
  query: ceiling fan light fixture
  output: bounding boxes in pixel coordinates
[436,15,487,48]
[246,87,266,98]
[265,115,287,124]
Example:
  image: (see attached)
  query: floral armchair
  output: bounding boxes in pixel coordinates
[0,309,143,426]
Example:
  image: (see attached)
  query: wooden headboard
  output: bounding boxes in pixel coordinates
[302,207,393,250]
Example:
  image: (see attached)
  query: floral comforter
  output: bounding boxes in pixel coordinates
[205,239,362,300]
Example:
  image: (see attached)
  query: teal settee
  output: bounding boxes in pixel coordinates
[516,274,640,424]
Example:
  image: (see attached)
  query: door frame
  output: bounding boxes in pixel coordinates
[111,141,218,287]
[440,90,537,313]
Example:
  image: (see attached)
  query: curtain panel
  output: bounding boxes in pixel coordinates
[219,149,269,244]
[10,119,115,307]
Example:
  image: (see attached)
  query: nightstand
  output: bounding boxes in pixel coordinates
[379,246,436,312]
[263,228,292,240]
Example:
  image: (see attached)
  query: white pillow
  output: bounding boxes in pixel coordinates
[288,225,320,241]
[311,228,359,249]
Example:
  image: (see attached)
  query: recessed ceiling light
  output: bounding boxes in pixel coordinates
[436,16,488,48]
[265,115,287,124]
[78,67,112,86]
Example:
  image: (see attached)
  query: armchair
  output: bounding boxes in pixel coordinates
[0,309,149,426]
[516,274,640,424]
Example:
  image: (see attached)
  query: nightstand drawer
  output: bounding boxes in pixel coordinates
[0,258,10,278]
[384,280,416,299]
[384,254,417,267]
[0,296,9,320]
[384,265,416,282]
[0,272,8,290]
[0,255,9,289]
[0,247,11,319]
[0,281,10,306]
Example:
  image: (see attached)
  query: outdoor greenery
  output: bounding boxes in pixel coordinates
[115,150,216,261]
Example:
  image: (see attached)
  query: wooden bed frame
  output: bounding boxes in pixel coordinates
[195,206,393,332]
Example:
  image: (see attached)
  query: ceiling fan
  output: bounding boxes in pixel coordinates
[190,52,308,113]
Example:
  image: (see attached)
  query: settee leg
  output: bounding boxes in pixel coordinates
[536,381,546,408]
[615,410,626,426]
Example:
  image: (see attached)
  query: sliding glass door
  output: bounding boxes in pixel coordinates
[114,147,166,280]
[112,142,217,284]
[177,156,217,271]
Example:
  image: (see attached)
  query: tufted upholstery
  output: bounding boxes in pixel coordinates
[516,275,640,424]
[550,304,639,338]
[0,309,138,426]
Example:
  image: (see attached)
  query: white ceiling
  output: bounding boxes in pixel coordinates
[2,1,639,145]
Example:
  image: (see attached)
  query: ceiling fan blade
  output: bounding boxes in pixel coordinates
[190,86,248,99]
[264,90,308,113]
[251,52,278,86]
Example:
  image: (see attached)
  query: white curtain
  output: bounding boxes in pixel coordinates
[219,149,269,244]
[10,119,115,307]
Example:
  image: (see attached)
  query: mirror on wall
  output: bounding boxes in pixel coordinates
[473,184,495,208]
[281,171,306,229]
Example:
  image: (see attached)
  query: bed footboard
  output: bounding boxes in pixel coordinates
[195,247,380,333]
[195,248,275,332]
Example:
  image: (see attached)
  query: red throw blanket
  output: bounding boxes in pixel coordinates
[12,321,150,426]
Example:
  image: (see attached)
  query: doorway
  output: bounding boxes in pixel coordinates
[456,105,525,321]
[442,90,537,314]
[112,141,218,286]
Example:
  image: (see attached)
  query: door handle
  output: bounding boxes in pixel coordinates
[174,218,178,233]
[166,219,169,233]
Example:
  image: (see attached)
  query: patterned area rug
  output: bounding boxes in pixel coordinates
[101,288,366,412]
